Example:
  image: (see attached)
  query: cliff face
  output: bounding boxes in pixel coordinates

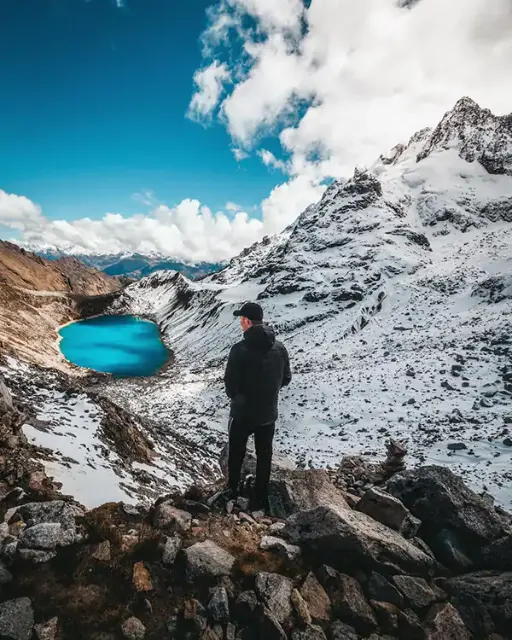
[0,241,121,369]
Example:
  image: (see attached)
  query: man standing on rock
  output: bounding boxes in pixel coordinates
[224,302,291,512]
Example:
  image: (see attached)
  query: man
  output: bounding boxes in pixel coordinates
[224,302,291,512]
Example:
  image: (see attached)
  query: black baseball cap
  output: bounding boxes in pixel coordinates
[233,302,264,322]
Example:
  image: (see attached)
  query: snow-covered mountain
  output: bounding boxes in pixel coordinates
[108,97,512,505]
[36,249,223,281]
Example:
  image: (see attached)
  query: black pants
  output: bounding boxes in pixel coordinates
[228,419,275,506]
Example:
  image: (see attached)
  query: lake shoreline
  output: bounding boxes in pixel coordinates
[56,314,173,379]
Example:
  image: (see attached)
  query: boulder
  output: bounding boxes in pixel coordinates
[10,501,83,546]
[121,617,146,640]
[370,600,399,634]
[91,540,111,562]
[132,562,153,591]
[268,470,349,519]
[291,589,312,627]
[234,590,262,623]
[396,608,424,640]
[260,536,301,560]
[185,540,235,579]
[34,617,58,640]
[446,571,512,637]
[424,603,471,640]
[255,572,293,624]
[0,598,34,640]
[162,535,182,565]
[208,586,230,622]
[329,620,359,640]
[386,466,508,550]
[153,503,192,533]
[0,559,13,585]
[367,572,404,608]
[291,625,328,640]
[300,572,331,625]
[356,487,421,538]
[18,523,62,550]
[18,548,56,563]
[260,608,287,640]
[430,529,473,571]
[284,505,436,576]
[392,575,445,609]
[479,534,512,569]
[329,573,376,633]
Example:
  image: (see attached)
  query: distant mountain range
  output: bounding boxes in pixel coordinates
[36,250,223,280]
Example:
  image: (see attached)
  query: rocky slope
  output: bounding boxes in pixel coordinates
[0,241,122,369]
[0,379,511,640]
[106,97,512,506]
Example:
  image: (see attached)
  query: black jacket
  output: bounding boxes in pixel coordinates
[224,324,291,426]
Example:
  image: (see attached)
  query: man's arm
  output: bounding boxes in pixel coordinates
[224,345,241,399]
[281,346,292,388]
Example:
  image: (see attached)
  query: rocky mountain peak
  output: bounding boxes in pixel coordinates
[417,97,512,174]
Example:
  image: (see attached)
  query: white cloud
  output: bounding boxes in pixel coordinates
[225,201,243,212]
[115,0,124,7]
[196,0,512,178]
[188,61,231,121]
[258,149,288,172]
[0,190,44,231]
[131,190,158,207]
[232,147,249,161]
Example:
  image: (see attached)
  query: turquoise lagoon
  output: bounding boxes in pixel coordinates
[59,315,169,377]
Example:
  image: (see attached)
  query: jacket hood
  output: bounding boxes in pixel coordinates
[244,324,276,350]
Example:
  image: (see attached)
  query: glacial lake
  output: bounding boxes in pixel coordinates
[59,315,169,377]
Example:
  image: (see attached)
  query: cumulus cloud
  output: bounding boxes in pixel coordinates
[225,201,243,212]
[0,190,44,231]
[188,61,231,121]
[195,0,512,178]
[259,149,288,172]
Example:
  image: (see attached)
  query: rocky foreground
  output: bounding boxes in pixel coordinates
[1,371,511,640]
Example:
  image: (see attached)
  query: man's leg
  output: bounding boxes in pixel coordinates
[227,419,250,494]
[253,422,275,510]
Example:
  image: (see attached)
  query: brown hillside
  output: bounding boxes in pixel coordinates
[0,241,121,369]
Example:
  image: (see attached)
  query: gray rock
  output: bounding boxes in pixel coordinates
[284,505,436,576]
[0,598,34,640]
[162,535,182,565]
[260,608,287,640]
[368,572,404,608]
[34,617,58,640]
[183,599,207,633]
[356,487,421,538]
[18,548,57,563]
[329,620,358,640]
[185,540,235,579]
[300,572,331,624]
[121,616,146,640]
[2,541,18,562]
[19,523,62,550]
[208,586,230,622]
[0,560,13,585]
[91,540,111,562]
[268,469,349,519]
[0,522,10,546]
[369,600,399,634]
[291,624,328,640]
[330,573,376,633]
[234,590,261,622]
[446,571,512,637]
[424,603,471,640]
[431,529,473,570]
[260,535,301,560]
[255,572,293,624]
[153,503,191,533]
[11,501,83,546]
[268,522,286,536]
[393,575,445,609]
[480,534,512,569]
[386,466,508,550]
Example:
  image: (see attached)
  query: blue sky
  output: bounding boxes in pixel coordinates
[0,0,277,222]
[0,0,509,261]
